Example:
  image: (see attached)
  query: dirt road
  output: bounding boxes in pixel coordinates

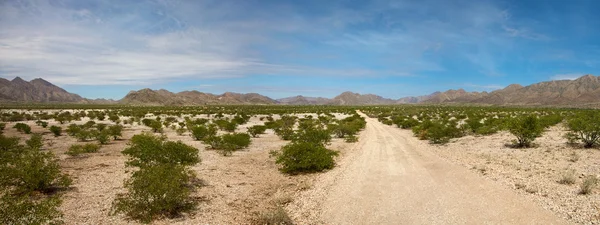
[298,112,568,224]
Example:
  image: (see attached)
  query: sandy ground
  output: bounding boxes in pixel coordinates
[288,112,569,224]
[3,110,599,224]
[2,113,357,224]
[427,125,600,224]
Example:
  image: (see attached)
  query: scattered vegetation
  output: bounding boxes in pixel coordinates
[508,115,543,148]
[112,132,200,223]
[49,125,62,137]
[66,143,101,156]
[566,111,600,148]
[579,175,598,195]
[0,134,71,224]
[253,206,294,225]
[13,123,32,134]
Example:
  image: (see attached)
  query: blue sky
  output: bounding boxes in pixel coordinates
[1,0,599,100]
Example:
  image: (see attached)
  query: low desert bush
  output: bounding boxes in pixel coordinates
[344,135,359,143]
[274,142,338,174]
[35,120,49,128]
[113,132,200,223]
[253,206,293,225]
[579,175,598,195]
[190,125,217,141]
[49,125,62,137]
[122,133,200,167]
[566,111,600,148]
[25,133,44,150]
[0,194,63,225]
[508,115,543,148]
[0,135,72,194]
[221,133,251,150]
[142,119,163,133]
[96,130,111,145]
[66,143,100,156]
[13,123,31,134]
[247,125,267,137]
[111,164,197,223]
[557,169,577,185]
[108,124,124,140]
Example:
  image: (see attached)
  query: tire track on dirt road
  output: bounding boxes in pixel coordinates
[301,112,568,224]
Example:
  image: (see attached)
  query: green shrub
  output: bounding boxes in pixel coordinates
[35,120,49,128]
[0,136,71,194]
[109,115,121,123]
[293,127,331,145]
[190,125,216,141]
[465,117,483,134]
[108,125,124,140]
[247,125,267,137]
[220,133,251,154]
[142,119,163,133]
[112,164,197,223]
[96,130,111,144]
[49,126,62,137]
[13,123,31,134]
[274,127,295,140]
[66,143,100,156]
[396,118,419,129]
[113,132,200,223]
[122,133,200,167]
[0,194,63,225]
[214,119,237,132]
[344,135,359,143]
[75,129,94,142]
[566,111,600,148]
[508,115,543,148]
[83,121,96,129]
[203,135,223,150]
[274,142,338,174]
[25,133,43,150]
[0,123,6,132]
[0,135,19,152]
[96,123,107,131]
[66,124,81,136]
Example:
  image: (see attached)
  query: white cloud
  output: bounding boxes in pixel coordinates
[0,0,551,88]
[550,73,584,81]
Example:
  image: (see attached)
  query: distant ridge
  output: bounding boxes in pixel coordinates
[4,74,600,106]
[120,88,277,105]
[0,77,86,103]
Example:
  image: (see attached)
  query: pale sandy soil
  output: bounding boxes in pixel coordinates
[2,113,356,224]
[288,112,569,224]
[427,125,600,224]
[3,111,599,224]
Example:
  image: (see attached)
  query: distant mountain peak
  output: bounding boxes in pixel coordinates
[0,77,86,103]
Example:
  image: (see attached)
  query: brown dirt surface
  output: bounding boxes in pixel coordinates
[288,112,570,224]
[2,113,357,224]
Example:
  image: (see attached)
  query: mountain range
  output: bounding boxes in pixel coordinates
[2,75,600,106]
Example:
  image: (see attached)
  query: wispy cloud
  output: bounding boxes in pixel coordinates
[550,73,585,80]
[3,0,591,100]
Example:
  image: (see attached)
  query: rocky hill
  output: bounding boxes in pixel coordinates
[120,89,277,105]
[332,92,396,105]
[0,77,86,103]
[277,95,333,105]
[4,74,600,106]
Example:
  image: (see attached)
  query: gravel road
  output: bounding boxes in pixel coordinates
[296,112,568,224]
